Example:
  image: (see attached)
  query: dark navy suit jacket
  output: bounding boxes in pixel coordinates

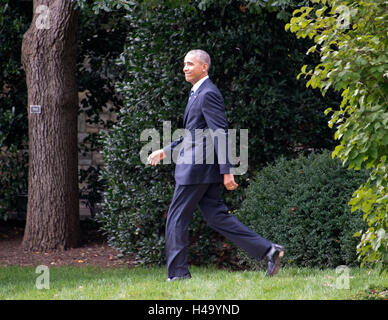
[163,78,232,185]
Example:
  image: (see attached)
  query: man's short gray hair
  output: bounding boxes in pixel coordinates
[186,49,211,70]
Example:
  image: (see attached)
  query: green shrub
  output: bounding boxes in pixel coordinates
[0,146,28,220]
[0,2,30,220]
[236,151,369,269]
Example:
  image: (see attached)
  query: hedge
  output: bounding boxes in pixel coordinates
[236,151,369,269]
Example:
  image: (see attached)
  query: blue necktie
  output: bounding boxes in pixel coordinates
[188,90,194,101]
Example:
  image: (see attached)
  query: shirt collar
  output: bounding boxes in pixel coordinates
[191,75,209,94]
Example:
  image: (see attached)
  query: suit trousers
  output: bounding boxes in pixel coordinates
[165,183,272,278]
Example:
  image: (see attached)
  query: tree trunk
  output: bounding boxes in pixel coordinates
[21,0,80,251]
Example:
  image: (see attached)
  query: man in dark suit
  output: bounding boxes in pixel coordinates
[148,49,284,281]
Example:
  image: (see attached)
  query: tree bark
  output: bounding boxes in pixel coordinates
[21,0,80,251]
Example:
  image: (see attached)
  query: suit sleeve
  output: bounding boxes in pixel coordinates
[201,91,232,174]
[162,136,184,154]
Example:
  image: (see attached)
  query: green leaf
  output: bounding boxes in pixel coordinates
[316,6,327,17]
[381,135,388,146]
[332,145,344,158]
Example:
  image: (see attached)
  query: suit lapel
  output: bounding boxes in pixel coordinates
[183,94,197,124]
[183,79,210,127]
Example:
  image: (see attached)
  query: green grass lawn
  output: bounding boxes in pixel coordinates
[0,265,386,300]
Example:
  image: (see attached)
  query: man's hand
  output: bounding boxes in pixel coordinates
[147,149,166,166]
[224,173,238,191]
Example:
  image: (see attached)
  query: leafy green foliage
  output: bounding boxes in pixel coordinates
[286,0,387,271]
[0,144,28,221]
[98,1,340,266]
[0,1,30,219]
[236,151,369,269]
[77,3,132,207]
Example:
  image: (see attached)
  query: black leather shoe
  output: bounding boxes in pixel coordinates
[167,274,191,282]
[266,244,284,277]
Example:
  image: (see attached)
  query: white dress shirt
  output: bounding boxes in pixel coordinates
[191,75,209,94]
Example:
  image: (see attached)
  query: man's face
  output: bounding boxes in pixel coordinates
[183,54,208,85]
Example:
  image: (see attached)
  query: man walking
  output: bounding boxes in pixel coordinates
[148,49,284,281]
